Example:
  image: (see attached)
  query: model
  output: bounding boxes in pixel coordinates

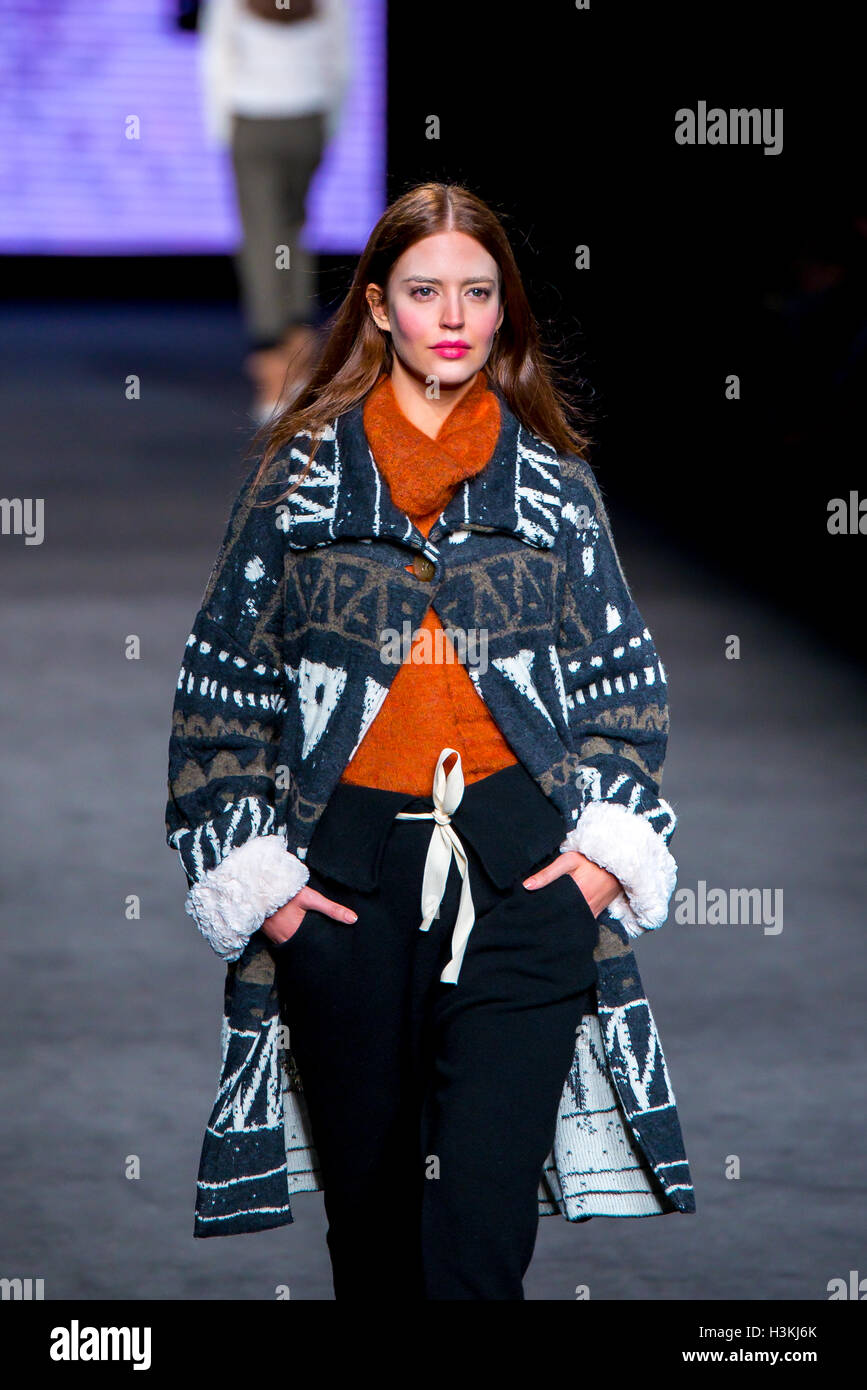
[164,181,696,1302]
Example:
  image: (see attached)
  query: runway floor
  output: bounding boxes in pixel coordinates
[1,305,864,1299]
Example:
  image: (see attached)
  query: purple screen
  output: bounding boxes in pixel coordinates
[0,0,385,254]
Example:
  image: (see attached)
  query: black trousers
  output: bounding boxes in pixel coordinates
[271,761,600,1301]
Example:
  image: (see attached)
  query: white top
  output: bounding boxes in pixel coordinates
[198,0,353,147]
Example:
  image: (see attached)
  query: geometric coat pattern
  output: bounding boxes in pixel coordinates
[165,380,697,1236]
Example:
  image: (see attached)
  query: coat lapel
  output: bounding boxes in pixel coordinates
[275,385,565,558]
[430,387,564,550]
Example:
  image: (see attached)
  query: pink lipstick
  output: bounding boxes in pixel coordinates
[432,341,470,359]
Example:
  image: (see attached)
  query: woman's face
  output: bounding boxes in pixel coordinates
[367,230,504,387]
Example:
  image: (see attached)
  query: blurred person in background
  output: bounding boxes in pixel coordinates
[198,0,352,421]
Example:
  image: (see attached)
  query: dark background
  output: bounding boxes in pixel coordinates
[5,1,864,660]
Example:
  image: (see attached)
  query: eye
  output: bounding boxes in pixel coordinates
[468,287,492,299]
[410,286,435,299]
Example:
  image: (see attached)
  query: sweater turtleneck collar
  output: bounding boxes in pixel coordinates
[362,368,502,521]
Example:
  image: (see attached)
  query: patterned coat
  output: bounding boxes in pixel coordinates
[165,382,697,1236]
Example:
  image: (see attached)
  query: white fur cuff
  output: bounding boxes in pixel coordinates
[184,833,310,961]
[559,800,677,938]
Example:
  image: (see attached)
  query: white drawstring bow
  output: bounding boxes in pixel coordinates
[394,746,476,985]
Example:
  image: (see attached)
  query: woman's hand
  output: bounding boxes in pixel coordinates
[262,885,358,946]
[522,850,622,919]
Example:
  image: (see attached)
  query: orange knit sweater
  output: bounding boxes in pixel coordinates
[339,370,519,793]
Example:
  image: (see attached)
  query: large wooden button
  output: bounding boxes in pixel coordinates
[412,554,436,581]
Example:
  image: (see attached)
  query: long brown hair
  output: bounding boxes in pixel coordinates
[246,182,594,508]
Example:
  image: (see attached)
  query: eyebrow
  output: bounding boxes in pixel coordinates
[400,276,497,286]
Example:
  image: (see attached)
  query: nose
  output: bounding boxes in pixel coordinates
[440,294,464,329]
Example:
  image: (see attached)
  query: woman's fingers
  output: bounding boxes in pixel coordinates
[522,851,582,889]
[296,885,358,923]
[262,886,358,946]
[522,851,622,918]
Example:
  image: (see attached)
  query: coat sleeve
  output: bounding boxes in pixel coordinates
[554,457,678,938]
[165,463,308,961]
